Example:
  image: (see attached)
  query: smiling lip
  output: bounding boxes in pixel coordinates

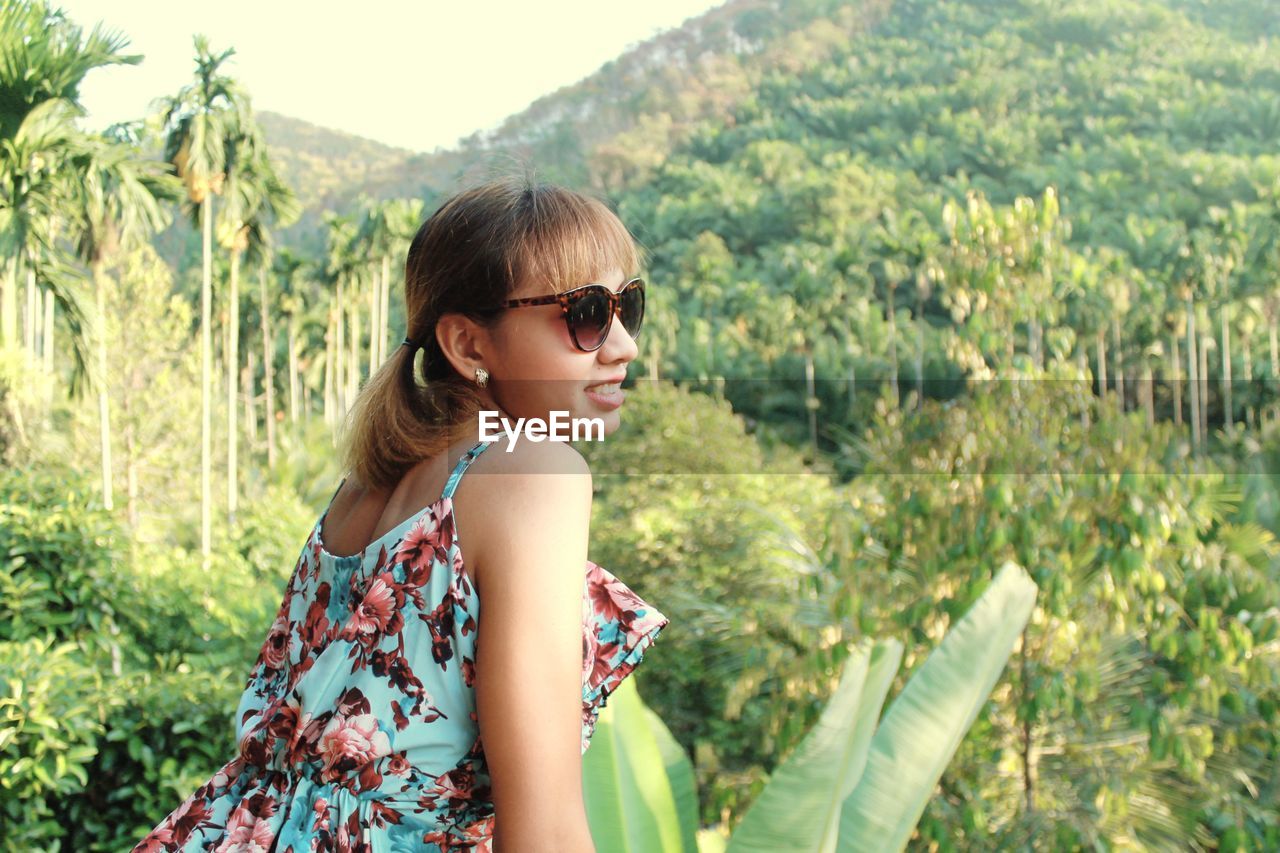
[585,374,627,390]
[584,375,626,410]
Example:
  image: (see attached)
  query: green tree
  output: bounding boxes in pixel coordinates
[0,2,136,362]
[218,131,298,512]
[67,130,177,511]
[155,35,252,561]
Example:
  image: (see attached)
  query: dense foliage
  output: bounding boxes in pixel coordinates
[1,0,1278,849]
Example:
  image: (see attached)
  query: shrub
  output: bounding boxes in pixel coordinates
[0,636,105,850]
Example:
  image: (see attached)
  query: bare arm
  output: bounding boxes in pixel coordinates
[462,441,596,853]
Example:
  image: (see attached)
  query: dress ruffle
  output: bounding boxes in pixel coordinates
[580,560,671,753]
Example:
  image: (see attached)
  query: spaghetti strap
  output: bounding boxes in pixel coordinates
[323,475,347,515]
[441,439,491,500]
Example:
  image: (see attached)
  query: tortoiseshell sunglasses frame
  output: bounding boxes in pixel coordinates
[499,277,645,352]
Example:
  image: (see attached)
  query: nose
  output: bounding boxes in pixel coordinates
[599,308,639,364]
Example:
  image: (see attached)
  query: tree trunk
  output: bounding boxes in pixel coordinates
[1243,328,1255,430]
[288,313,299,424]
[335,278,346,416]
[0,255,17,347]
[1170,332,1182,427]
[42,286,54,372]
[886,281,899,409]
[324,306,336,427]
[915,291,925,411]
[1221,306,1233,431]
[25,264,37,362]
[1142,362,1154,427]
[380,254,392,365]
[1269,303,1278,381]
[1111,314,1124,412]
[848,335,858,422]
[1020,625,1036,815]
[244,351,257,450]
[349,298,361,404]
[805,347,818,455]
[368,265,379,377]
[93,259,114,510]
[260,265,276,469]
[1200,333,1211,441]
[124,418,139,529]
[1077,345,1090,430]
[1030,317,1044,371]
[200,196,214,562]
[1095,330,1107,400]
[1267,303,1277,430]
[1187,295,1200,450]
[227,248,241,523]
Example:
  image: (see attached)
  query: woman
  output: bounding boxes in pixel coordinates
[134,175,670,852]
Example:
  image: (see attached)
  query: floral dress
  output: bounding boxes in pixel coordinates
[133,439,670,852]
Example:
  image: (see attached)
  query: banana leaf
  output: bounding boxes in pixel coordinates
[583,676,685,852]
[837,560,1038,852]
[644,701,701,852]
[727,638,903,852]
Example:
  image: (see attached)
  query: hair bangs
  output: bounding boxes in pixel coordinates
[511,190,643,295]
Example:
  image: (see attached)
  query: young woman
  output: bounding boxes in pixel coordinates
[134,176,670,852]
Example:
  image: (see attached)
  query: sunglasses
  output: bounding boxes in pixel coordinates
[500,277,645,352]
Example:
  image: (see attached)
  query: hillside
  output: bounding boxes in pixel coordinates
[255,0,894,242]
[255,111,414,212]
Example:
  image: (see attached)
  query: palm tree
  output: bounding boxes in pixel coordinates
[217,130,298,517]
[239,152,299,474]
[353,197,384,376]
[323,212,359,420]
[0,2,137,366]
[356,197,424,371]
[0,99,84,371]
[1204,205,1246,430]
[67,129,177,510]
[272,249,309,426]
[155,35,251,560]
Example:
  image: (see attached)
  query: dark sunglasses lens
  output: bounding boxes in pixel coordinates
[568,288,611,350]
[620,281,644,337]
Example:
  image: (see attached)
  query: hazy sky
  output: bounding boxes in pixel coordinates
[56,1,726,153]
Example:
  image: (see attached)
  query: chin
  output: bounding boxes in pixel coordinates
[574,401,621,439]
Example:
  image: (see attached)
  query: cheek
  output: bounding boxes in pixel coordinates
[494,317,591,386]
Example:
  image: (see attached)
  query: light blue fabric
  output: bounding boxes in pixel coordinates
[133,438,670,852]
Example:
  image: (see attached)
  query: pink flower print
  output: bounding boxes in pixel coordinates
[211,757,243,790]
[318,712,391,775]
[400,510,449,574]
[260,612,290,671]
[312,797,331,833]
[350,577,397,636]
[386,752,411,777]
[166,795,212,845]
[133,827,174,852]
[214,803,275,852]
[581,605,596,684]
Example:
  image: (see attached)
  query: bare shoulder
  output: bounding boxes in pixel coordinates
[475,437,591,477]
[452,440,593,591]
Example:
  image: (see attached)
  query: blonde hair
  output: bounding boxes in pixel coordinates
[338,172,644,491]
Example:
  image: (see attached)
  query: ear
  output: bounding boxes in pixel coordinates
[436,312,494,379]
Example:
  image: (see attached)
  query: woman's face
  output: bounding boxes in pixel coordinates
[478,265,640,438]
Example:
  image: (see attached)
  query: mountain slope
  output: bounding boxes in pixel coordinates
[257,0,894,238]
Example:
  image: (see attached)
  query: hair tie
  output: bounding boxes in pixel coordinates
[402,337,418,351]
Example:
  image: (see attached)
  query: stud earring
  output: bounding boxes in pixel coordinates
[474,367,489,388]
